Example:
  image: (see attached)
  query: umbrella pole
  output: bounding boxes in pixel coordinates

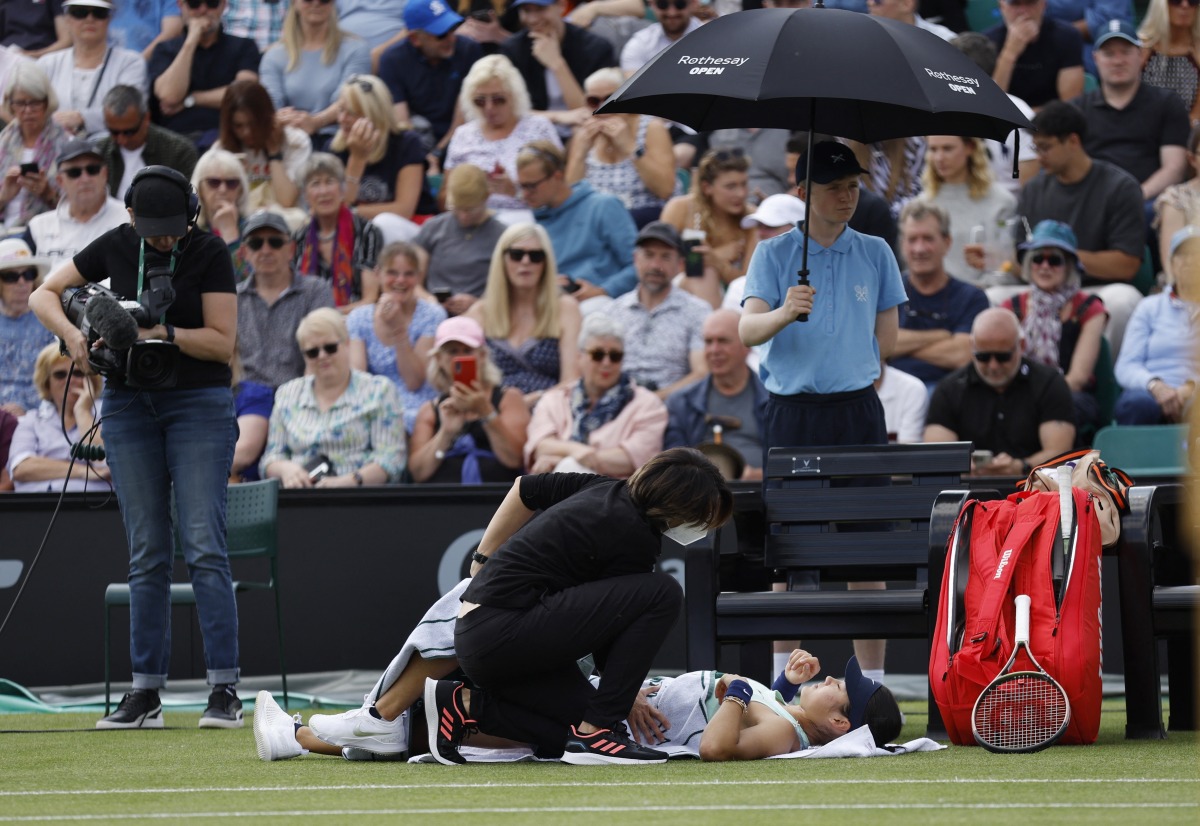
[795,119,813,323]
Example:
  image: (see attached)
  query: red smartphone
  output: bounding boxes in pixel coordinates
[452,355,477,386]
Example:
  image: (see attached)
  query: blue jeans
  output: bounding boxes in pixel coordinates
[1114,388,1165,425]
[102,385,239,689]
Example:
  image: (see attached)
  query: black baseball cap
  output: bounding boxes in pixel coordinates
[129,173,190,238]
[635,220,683,253]
[243,210,291,237]
[796,141,867,186]
[57,138,102,166]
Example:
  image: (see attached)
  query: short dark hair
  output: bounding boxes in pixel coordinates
[1032,101,1087,143]
[627,448,734,531]
[951,32,997,76]
[103,84,146,118]
[863,684,903,747]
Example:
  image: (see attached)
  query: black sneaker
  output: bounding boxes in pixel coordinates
[561,724,668,765]
[199,684,244,729]
[423,678,476,765]
[96,689,164,730]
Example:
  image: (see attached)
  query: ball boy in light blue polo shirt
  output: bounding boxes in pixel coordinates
[739,140,907,457]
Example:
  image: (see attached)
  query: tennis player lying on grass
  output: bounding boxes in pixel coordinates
[253,582,902,762]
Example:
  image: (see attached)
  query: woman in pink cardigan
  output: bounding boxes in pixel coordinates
[524,313,667,478]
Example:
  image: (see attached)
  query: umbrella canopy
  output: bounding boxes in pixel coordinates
[597,7,1031,142]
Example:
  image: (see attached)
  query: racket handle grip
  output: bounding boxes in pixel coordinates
[1056,465,1075,535]
[1014,594,1031,644]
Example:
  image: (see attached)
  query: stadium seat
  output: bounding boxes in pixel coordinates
[1093,424,1189,479]
[103,479,288,712]
[966,0,999,31]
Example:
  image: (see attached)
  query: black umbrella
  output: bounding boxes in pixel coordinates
[596,7,1032,315]
[597,7,1029,142]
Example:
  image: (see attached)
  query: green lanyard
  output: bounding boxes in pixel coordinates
[137,239,178,323]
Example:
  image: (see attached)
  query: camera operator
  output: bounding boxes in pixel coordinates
[29,165,243,731]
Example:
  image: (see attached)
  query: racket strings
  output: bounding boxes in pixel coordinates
[973,674,1069,751]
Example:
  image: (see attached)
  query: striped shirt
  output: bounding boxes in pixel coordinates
[260,370,407,482]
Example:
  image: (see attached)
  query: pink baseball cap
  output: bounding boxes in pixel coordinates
[434,316,485,350]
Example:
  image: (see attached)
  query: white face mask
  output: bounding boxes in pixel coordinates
[663,521,709,546]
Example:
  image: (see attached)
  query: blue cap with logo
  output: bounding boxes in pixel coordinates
[403,0,463,36]
[511,0,558,7]
[1094,19,1142,49]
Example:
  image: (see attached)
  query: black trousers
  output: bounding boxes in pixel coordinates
[454,572,682,757]
[763,385,887,469]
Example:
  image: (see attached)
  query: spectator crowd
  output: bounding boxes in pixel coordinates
[2,0,1197,492]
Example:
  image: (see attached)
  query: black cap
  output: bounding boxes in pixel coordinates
[57,138,102,166]
[129,174,190,238]
[635,220,683,253]
[796,141,867,187]
[243,210,291,237]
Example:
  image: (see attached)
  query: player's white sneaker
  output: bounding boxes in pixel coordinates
[308,701,408,755]
[253,690,304,761]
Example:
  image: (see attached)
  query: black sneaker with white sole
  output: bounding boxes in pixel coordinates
[423,678,476,765]
[96,689,164,730]
[199,684,244,729]
[561,724,668,765]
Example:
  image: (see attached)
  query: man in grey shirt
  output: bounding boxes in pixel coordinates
[606,221,710,398]
[413,164,506,316]
[237,211,334,388]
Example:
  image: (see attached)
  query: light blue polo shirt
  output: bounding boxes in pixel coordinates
[742,225,905,396]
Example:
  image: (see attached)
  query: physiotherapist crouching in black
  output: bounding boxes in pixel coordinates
[424,447,733,765]
[30,165,243,730]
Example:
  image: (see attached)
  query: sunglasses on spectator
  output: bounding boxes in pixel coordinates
[345,74,375,94]
[974,351,1015,364]
[62,164,103,179]
[0,268,37,284]
[106,124,142,137]
[51,369,71,381]
[303,342,340,360]
[67,6,110,19]
[1169,0,1200,7]
[473,94,509,109]
[588,349,624,363]
[204,177,241,190]
[8,98,46,110]
[654,0,689,8]
[585,95,607,109]
[505,248,547,264]
[184,0,222,9]
[712,147,746,163]
[246,236,287,251]
[1030,252,1065,267]
[298,0,334,4]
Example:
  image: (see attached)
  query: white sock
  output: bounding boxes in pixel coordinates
[773,652,790,678]
[861,668,885,684]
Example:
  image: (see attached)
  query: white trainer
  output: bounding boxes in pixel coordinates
[253,690,304,762]
[308,703,408,755]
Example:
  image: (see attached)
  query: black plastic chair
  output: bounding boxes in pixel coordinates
[103,478,287,712]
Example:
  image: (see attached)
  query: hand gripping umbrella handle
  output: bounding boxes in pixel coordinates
[795,269,810,323]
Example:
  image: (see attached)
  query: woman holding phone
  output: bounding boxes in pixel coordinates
[407,316,528,484]
[0,63,69,231]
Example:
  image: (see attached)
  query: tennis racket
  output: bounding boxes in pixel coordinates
[972,594,1071,753]
[1052,465,1073,592]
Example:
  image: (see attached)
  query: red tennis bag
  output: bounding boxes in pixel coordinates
[929,489,1103,745]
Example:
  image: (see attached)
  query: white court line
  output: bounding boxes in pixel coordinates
[0,802,1197,821]
[1,778,1195,797]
